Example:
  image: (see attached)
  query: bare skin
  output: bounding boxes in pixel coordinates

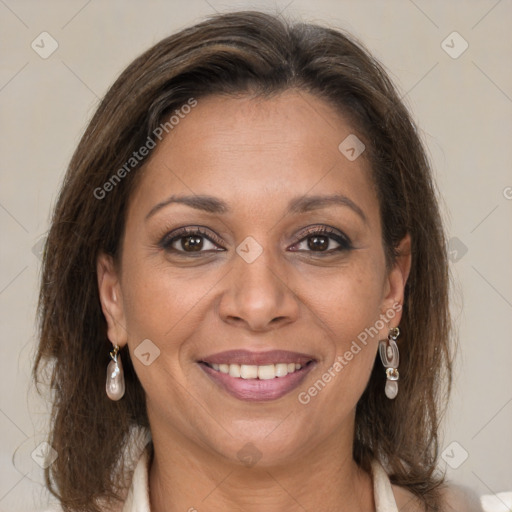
[97,90,414,511]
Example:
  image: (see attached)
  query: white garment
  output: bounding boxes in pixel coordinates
[121,445,399,512]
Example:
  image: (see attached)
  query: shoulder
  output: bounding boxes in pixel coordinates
[390,482,484,512]
[390,483,425,511]
[438,482,484,512]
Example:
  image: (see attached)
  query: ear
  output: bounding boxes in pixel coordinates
[97,252,128,348]
[380,233,412,329]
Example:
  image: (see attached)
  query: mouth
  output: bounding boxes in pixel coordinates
[197,350,316,402]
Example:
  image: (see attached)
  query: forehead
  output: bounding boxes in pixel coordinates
[128,90,378,223]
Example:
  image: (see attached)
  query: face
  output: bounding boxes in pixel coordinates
[98,90,410,466]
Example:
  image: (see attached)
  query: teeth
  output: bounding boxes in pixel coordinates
[275,363,288,377]
[258,365,275,380]
[229,364,241,378]
[240,365,258,379]
[210,362,304,379]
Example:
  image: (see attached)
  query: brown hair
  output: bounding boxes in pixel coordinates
[34,10,453,511]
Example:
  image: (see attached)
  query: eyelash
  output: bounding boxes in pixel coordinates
[159,225,353,256]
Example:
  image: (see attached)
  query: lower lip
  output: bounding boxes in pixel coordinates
[199,362,315,402]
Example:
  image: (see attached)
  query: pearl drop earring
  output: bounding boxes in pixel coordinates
[106,344,125,401]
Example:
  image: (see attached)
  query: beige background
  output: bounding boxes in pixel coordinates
[1,0,511,510]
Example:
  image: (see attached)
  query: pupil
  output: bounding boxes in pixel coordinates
[183,235,203,251]
[308,235,328,251]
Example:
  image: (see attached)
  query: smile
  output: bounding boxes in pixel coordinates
[205,362,304,379]
[198,349,316,401]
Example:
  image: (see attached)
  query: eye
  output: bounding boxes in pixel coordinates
[159,225,352,256]
[160,227,225,254]
[289,226,353,254]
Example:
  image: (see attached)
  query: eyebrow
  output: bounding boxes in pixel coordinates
[145,193,367,224]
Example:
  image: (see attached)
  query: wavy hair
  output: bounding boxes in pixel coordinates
[34,10,453,511]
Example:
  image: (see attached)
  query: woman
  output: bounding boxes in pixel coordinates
[35,10,481,512]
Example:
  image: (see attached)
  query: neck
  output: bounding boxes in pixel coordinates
[148,422,374,512]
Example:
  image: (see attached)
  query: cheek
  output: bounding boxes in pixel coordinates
[333,280,381,349]
[121,258,214,344]
[310,256,386,386]
[298,279,383,415]
[119,262,208,408]
[304,255,386,342]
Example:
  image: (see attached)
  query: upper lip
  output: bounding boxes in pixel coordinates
[199,349,316,366]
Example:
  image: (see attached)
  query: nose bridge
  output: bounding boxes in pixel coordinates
[219,238,299,330]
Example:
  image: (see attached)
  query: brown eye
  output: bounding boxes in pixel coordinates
[160,227,225,254]
[290,227,352,254]
[179,235,205,252]
[307,235,331,251]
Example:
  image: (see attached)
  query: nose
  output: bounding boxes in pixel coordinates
[218,248,300,332]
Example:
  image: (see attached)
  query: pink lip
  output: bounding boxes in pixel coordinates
[199,349,315,366]
[198,361,316,402]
